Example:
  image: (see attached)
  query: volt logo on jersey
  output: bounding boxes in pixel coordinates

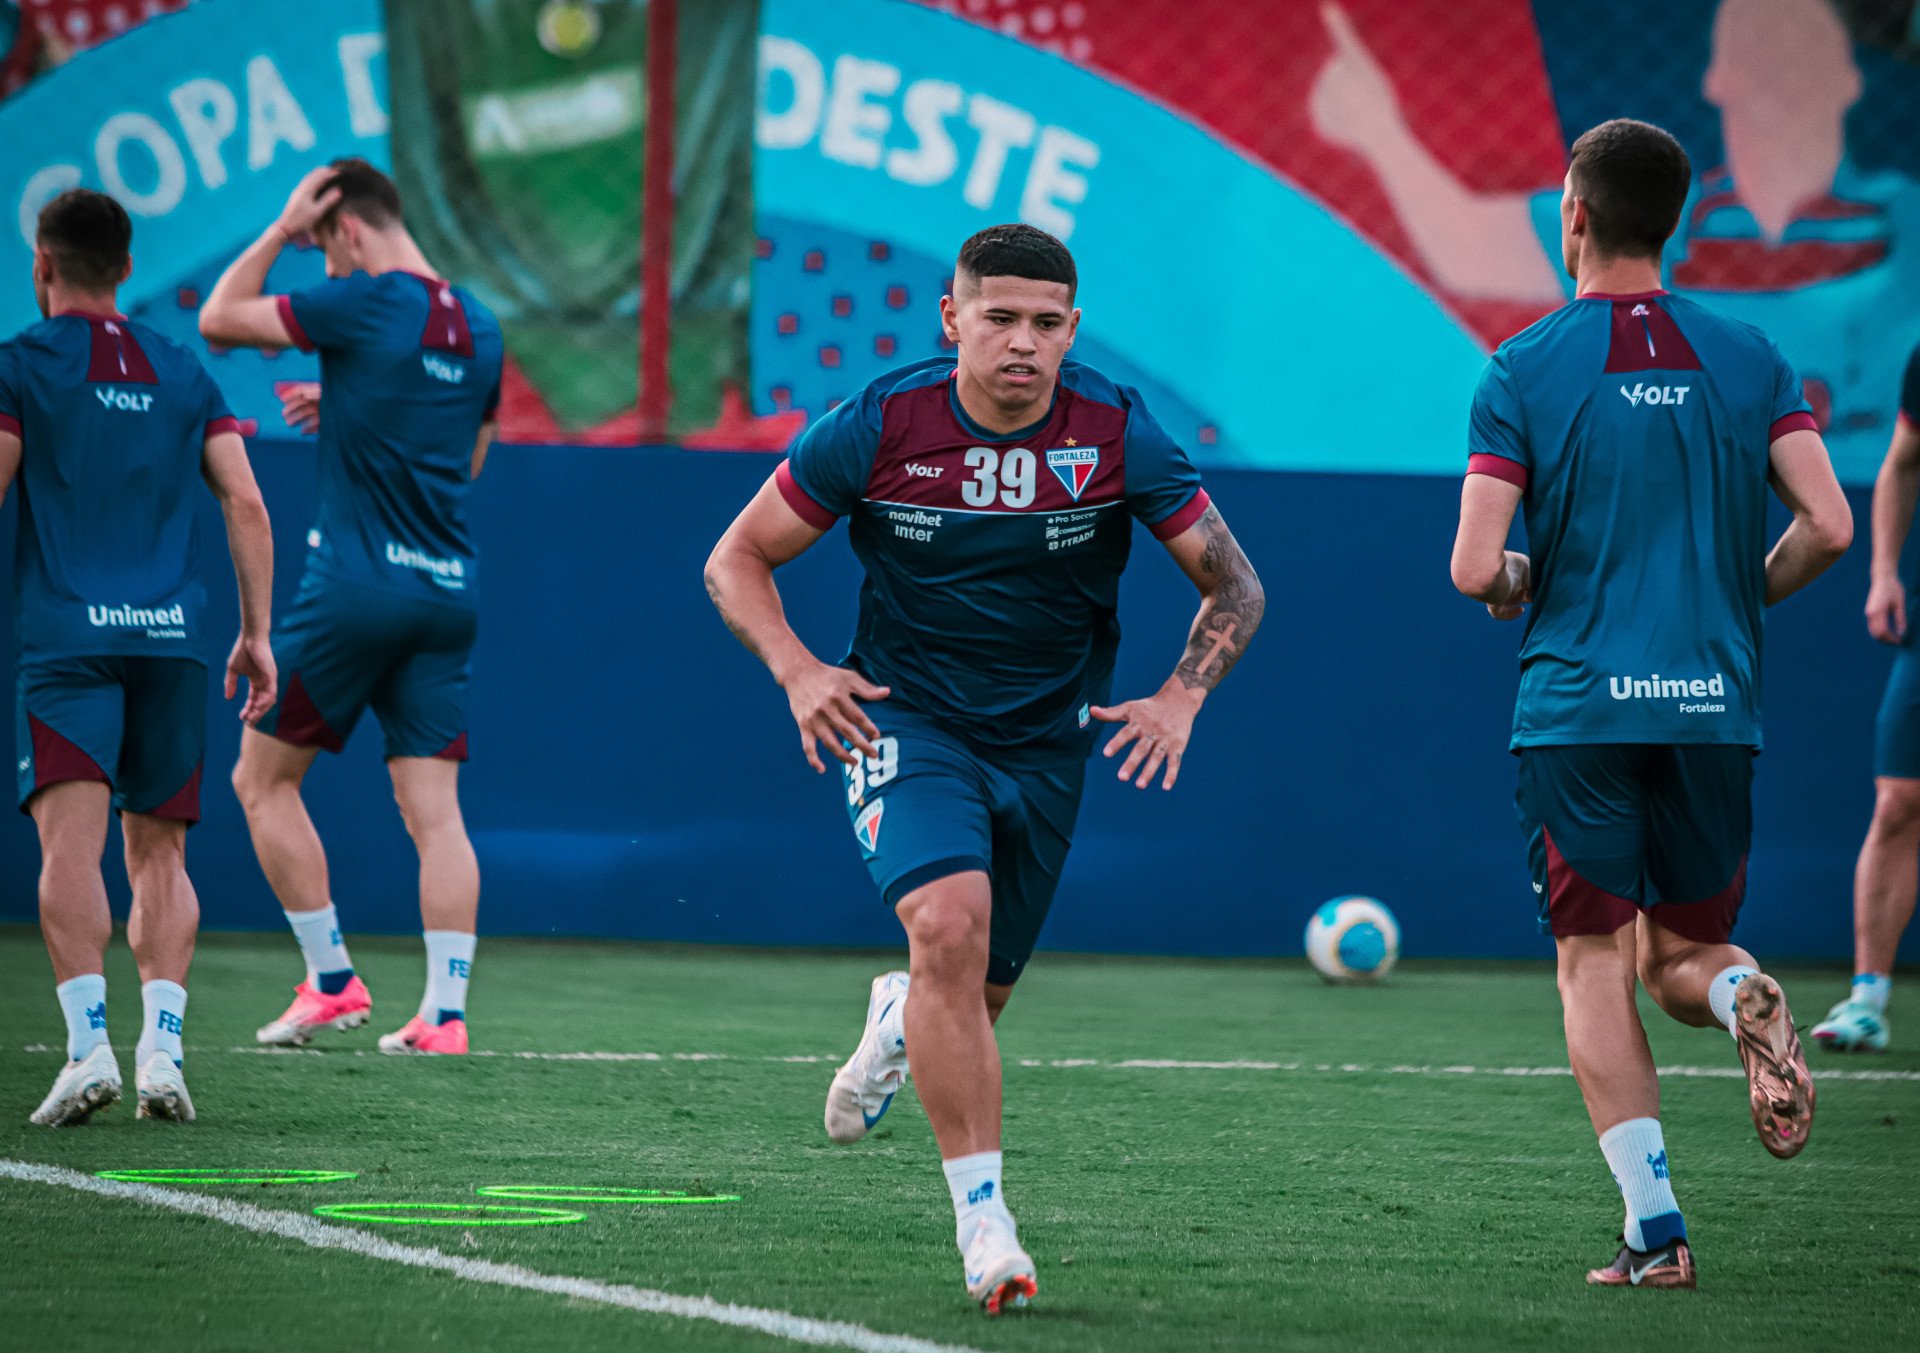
[1045,446,1100,500]
[1619,383,1691,407]
[94,387,154,412]
[422,353,468,385]
[854,799,885,853]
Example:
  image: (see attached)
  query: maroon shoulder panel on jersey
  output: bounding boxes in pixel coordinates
[1600,295,1701,374]
[84,318,158,384]
[412,273,475,357]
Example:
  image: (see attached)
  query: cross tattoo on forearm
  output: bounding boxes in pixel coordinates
[1196,618,1239,676]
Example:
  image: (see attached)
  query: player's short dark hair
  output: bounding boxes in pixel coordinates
[1567,119,1691,261]
[36,189,131,292]
[956,224,1077,300]
[317,157,404,233]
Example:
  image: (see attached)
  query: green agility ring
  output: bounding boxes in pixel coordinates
[475,1184,742,1205]
[313,1202,584,1226]
[98,1169,358,1185]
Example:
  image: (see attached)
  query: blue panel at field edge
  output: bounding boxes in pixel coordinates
[0,447,1900,962]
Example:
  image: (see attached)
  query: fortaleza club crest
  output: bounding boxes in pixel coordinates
[854,798,885,853]
[1045,446,1099,501]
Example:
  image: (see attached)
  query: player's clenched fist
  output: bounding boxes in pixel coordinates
[781,658,891,773]
[1866,574,1907,646]
[279,381,322,435]
[1092,680,1207,791]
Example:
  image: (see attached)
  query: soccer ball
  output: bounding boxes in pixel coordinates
[1305,895,1400,984]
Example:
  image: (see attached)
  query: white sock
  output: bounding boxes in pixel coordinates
[1852,972,1891,1014]
[420,931,475,1024]
[943,1150,1011,1247]
[286,904,354,994]
[56,974,108,1061]
[1707,964,1760,1036]
[1597,1117,1686,1251]
[136,981,188,1066]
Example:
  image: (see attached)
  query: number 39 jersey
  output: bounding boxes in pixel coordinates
[777,357,1209,764]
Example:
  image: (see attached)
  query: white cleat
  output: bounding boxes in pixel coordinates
[963,1212,1038,1315]
[135,1053,196,1122]
[29,1043,122,1126]
[824,970,909,1144]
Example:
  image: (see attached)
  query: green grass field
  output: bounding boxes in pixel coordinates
[2,926,1916,1351]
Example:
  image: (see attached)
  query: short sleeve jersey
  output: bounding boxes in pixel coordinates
[1466,290,1814,750]
[0,312,237,663]
[278,270,504,606]
[777,358,1210,764]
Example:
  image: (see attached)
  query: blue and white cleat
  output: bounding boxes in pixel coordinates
[824,970,909,1144]
[1810,998,1889,1053]
[963,1212,1038,1315]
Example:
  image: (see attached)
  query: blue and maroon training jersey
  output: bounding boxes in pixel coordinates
[0,312,237,664]
[278,270,503,607]
[778,357,1209,762]
[1467,289,1814,751]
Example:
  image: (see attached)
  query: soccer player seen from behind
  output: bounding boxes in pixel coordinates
[1451,119,1852,1289]
[1812,341,1920,1053]
[4,190,277,1125]
[199,161,503,1056]
[705,224,1265,1313]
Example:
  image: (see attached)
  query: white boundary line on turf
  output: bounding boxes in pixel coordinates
[0,1161,986,1353]
[23,1044,1917,1082]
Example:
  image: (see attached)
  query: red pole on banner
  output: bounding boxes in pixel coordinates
[639,0,677,442]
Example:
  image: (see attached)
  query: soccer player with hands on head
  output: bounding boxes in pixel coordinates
[199,160,503,1058]
[706,223,1263,1313]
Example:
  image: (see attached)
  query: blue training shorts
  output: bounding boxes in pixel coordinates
[1874,639,1920,780]
[840,705,1086,986]
[15,655,206,821]
[1515,743,1753,944]
[253,574,475,761]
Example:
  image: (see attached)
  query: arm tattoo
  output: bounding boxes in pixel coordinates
[1173,506,1266,693]
[704,568,768,665]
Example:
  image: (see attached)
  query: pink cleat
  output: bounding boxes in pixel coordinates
[256,977,372,1047]
[378,1016,468,1055]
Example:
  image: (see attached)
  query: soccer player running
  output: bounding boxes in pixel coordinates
[199,161,503,1056]
[4,190,276,1124]
[1814,341,1920,1052]
[1451,119,1852,1289]
[706,225,1264,1313]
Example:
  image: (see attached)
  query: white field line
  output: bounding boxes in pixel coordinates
[19,1044,1920,1082]
[0,1161,985,1353]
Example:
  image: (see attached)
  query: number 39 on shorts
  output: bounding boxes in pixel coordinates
[844,737,900,804]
